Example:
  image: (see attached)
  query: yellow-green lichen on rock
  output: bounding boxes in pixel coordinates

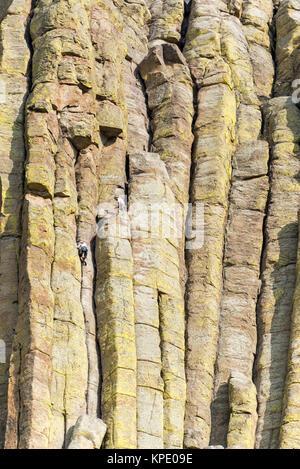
[2,0,300,451]
[280,213,300,449]
[255,97,300,449]
[129,151,185,449]
[0,0,34,448]
[227,372,258,449]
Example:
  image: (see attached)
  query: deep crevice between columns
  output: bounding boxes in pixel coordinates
[135,68,153,152]
[180,0,192,51]
[252,8,278,448]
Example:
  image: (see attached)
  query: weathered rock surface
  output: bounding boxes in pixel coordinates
[227,372,258,449]
[0,0,300,450]
[129,152,185,448]
[0,0,31,448]
[280,212,300,448]
[255,97,300,449]
[67,414,106,449]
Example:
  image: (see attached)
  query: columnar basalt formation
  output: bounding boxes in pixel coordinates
[183,0,267,448]
[0,0,31,447]
[95,218,136,449]
[255,96,300,449]
[129,152,185,448]
[147,0,184,45]
[241,0,274,101]
[275,0,300,96]
[227,372,258,449]
[0,0,300,450]
[92,0,137,449]
[122,0,150,153]
[254,1,300,449]
[212,137,269,446]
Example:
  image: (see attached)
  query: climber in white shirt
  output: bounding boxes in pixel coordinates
[114,194,126,212]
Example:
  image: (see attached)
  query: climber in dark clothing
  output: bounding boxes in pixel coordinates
[78,242,88,266]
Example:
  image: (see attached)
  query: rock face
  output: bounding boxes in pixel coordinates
[67,415,107,449]
[0,0,300,450]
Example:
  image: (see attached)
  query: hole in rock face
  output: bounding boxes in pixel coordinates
[100,133,117,148]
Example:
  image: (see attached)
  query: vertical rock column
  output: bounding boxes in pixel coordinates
[227,372,258,449]
[139,43,194,287]
[255,0,300,448]
[6,0,101,448]
[138,2,193,448]
[121,0,151,153]
[183,0,267,448]
[92,0,137,449]
[139,43,193,210]
[211,138,269,446]
[0,0,31,447]
[129,152,185,448]
[182,0,237,448]
[75,142,101,418]
[5,45,58,453]
[241,0,274,101]
[280,213,300,448]
[38,0,97,447]
[255,97,300,448]
[5,0,65,446]
[142,0,193,286]
[210,2,273,442]
[95,221,136,449]
[147,0,184,45]
[274,0,300,97]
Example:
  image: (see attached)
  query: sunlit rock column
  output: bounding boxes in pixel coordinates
[139,43,194,291]
[0,0,31,447]
[5,63,57,450]
[129,152,185,449]
[227,372,258,449]
[280,213,300,448]
[210,6,270,439]
[183,0,237,448]
[142,0,193,287]
[255,97,300,448]
[241,0,274,101]
[75,142,102,418]
[146,0,184,45]
[37,0,97,448]
[121,0,151,153]
[140,44,193,208]
[136,3,193,448]
[212,137,269,446]
[95,221,136,449]
[275,0,300,97]
[6,0,102,448]
[92,0,137,450]
[254,0,300,449]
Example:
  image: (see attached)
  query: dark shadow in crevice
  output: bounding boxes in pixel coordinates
[134,67,153,152]
[209,382,230,447]
[91,234,102,420]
